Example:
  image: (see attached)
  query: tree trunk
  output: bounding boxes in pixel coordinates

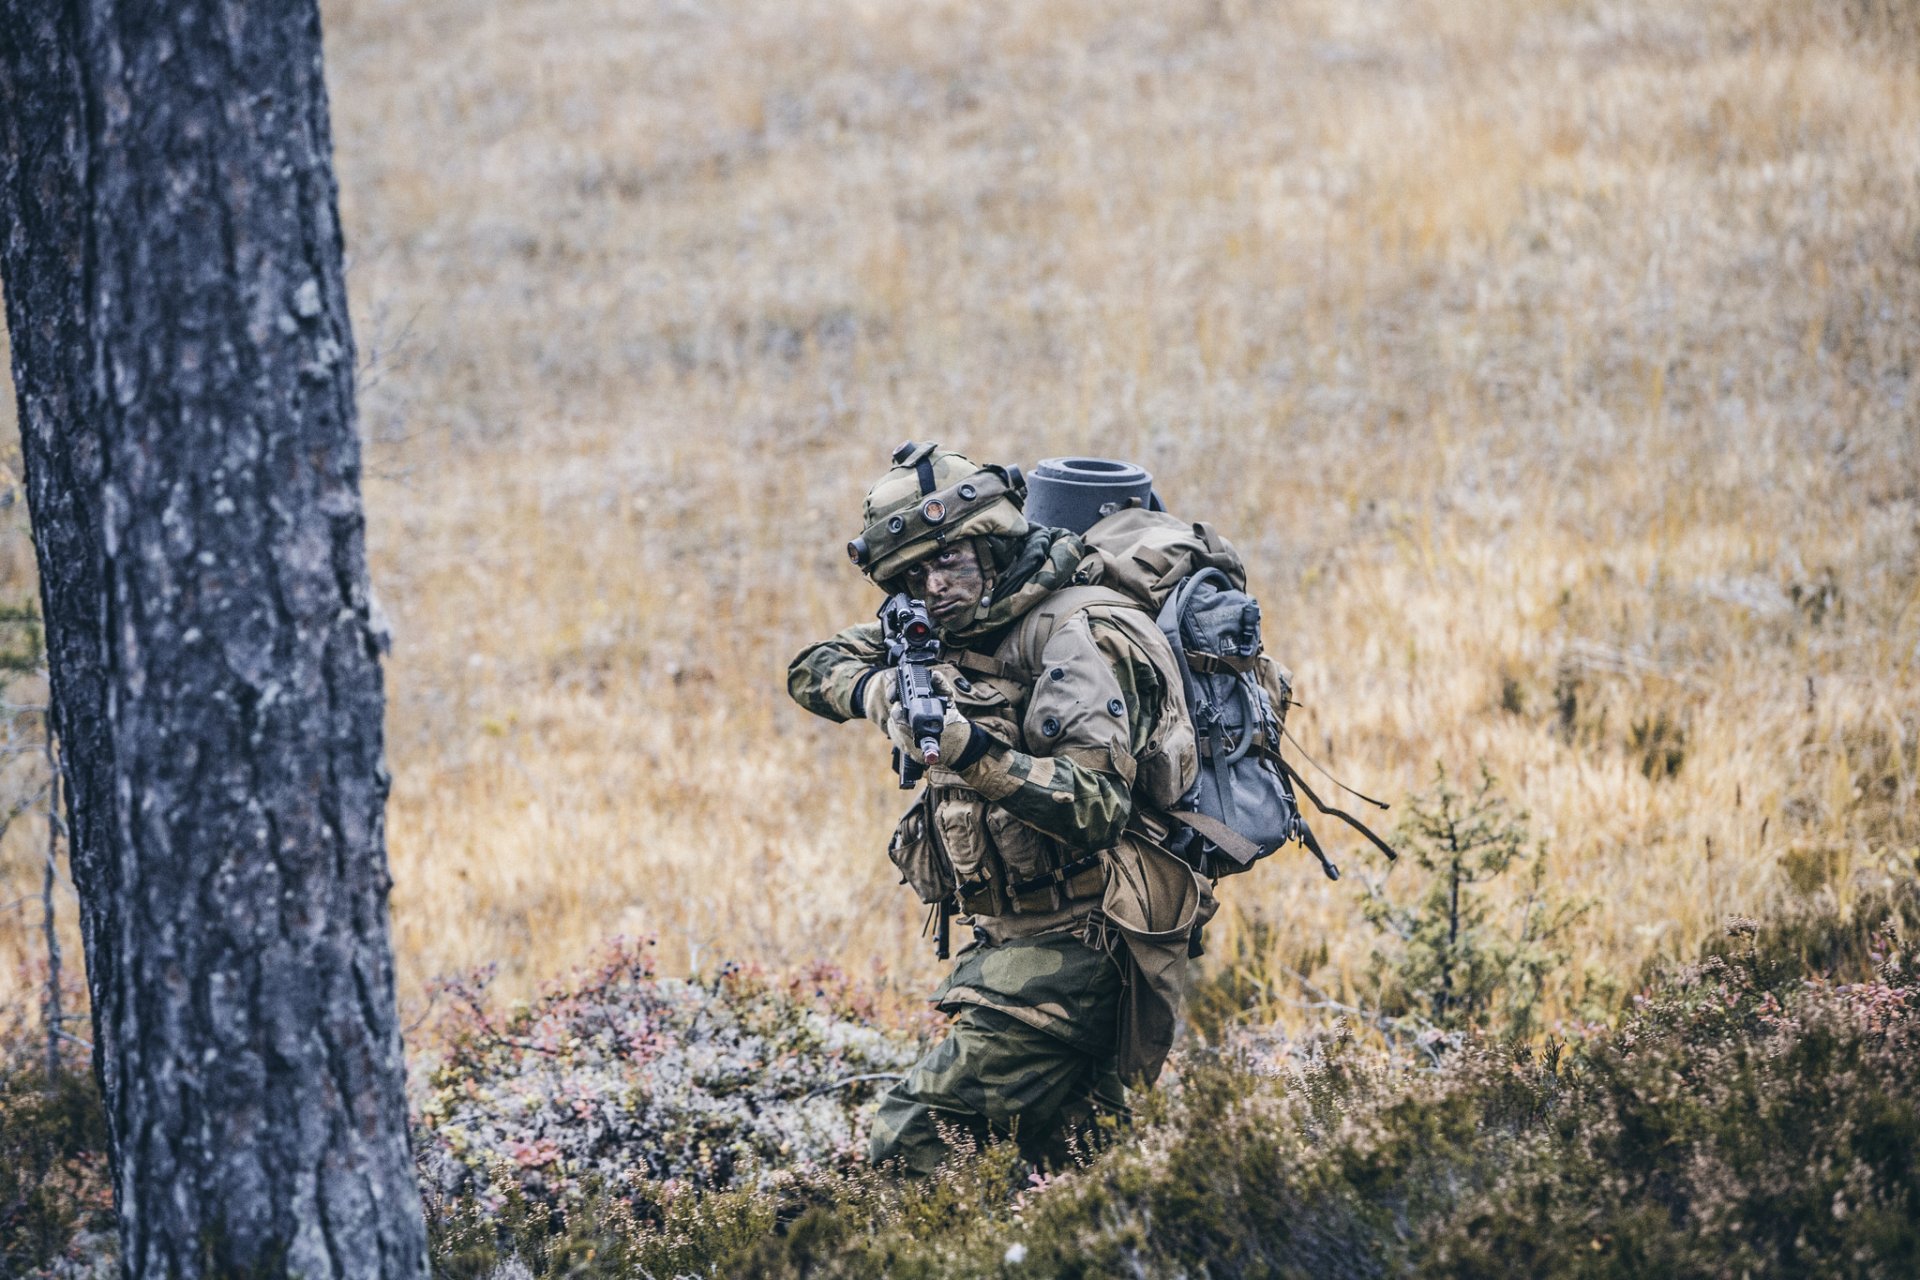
[0,4,429,1276]
[0,4,118,1102]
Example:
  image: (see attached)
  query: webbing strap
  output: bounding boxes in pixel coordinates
[1271,752,1399,863]
[1186,649,1258,675]
[1164,810,1261,866]
[1207,712,1240,826]
[1194,728,1271,757]
[1278,726,1391,810]
[1294,817,1342,881]
[1006,853,1104,898]
[953,649,1014,678]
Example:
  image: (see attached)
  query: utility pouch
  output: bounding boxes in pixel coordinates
[1254,653,1294,736]
[1100,828,1216,1085]
[956,875,1010,918]
[985,804,1058,885]
[887,797,955,905]
[1136,712,1198,811]
[932,790,994,881]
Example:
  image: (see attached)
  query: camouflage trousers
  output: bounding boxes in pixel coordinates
[870,934,1127,1174]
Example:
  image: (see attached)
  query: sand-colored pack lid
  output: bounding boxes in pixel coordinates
[1076,506,1247,610]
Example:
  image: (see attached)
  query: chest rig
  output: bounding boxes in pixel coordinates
[926,652,1108,919]
[886,588,1196,925]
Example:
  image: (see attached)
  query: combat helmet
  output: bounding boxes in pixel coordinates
[847,442,1028,587]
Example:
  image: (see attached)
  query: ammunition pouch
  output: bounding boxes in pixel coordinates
[1006,854,1106,912]
[923,748,1110,919]
[888,797,956,905]
[954,852,1104,917]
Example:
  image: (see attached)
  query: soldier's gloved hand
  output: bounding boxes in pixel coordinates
[898,671,977,766]
[883,701,926,761]
[882,670,975,765]
[931,701,974,765]
[861,673,901,739]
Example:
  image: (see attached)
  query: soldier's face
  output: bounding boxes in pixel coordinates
[904,541,987,626]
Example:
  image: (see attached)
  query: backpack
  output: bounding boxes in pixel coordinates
[1076,507,1397,880]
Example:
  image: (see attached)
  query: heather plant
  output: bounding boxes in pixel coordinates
[1414,903,1920,1278]
[1696,874,1920,991]
[0,1053,110,1277]
[1361,765,1588,1040]
[412,938,925,1216]
[717,884,1920,1279]
[429,1129,1040,1280]
[4,883,1918,1276]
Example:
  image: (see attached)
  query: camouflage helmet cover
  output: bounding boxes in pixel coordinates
[849,441,1028,584]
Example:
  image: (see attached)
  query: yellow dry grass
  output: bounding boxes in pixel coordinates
[2,0,1917,1034]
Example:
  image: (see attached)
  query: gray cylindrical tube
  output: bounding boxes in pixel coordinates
[1024,457,1161,534]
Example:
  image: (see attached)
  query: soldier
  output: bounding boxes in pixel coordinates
[788,442,1211,1174]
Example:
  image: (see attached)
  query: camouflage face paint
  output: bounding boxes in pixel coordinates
[903,539,989,631]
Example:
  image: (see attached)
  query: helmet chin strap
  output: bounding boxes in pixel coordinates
[974,535,998,609]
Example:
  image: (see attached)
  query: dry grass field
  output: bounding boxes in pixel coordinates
[2,0,1917,1037]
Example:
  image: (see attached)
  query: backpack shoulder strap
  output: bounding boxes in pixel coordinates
[996,585,1143,680]
[998,588,1194,771]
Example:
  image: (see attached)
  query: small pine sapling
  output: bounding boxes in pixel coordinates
[1362,763,1587,1040]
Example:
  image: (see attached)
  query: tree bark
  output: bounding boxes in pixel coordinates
[0,3,118,1103]
[0,3,429,1276]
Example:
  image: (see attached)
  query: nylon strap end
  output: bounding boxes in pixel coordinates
[1278,755,1401,863]
[1299,820,1341,881]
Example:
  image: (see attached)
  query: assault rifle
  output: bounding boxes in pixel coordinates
[877,593,949,788]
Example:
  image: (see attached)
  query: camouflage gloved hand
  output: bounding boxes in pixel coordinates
[861,672,902,739]
[929,700,975,766]
[886,671,976,766]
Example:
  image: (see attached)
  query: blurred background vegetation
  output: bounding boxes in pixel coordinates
[0,0,1915,1184]
[3,0,1916,1042]
[0,0,1916,1271]
[316,0,1919,1028]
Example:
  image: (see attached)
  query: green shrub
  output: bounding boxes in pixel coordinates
[0,1061,111,1276]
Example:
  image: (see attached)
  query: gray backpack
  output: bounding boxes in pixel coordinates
[1156,568,1313,877]
[1080,510,1398,881]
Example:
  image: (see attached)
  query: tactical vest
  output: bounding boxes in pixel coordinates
[886,587,1198,923]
